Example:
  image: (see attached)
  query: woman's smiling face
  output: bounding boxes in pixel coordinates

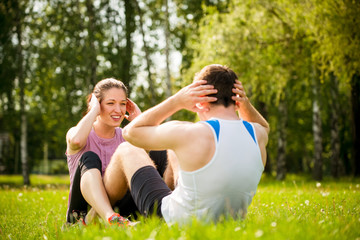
[99,87,127,127]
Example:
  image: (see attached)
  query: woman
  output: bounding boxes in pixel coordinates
[65,78,168,226]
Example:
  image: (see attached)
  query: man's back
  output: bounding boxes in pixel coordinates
[161,118,264,224]
[121,65,269,225]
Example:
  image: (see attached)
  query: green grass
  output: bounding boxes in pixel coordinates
[0,174,70,187]
[1,174,359,239]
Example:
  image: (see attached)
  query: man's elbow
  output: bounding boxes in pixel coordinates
[122,126,131,141]
[123,126,140,144]
[265,123,270,134]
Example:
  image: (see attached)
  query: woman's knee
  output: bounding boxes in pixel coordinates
[79,151,102,177]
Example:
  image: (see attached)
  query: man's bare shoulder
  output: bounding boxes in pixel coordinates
[190,121,216,139]
[172,121,216,171]
[252,122,269,146]
[164,120,211,134]
[162,119,204,127]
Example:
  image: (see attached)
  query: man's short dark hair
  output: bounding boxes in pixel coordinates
[195,64,238,107]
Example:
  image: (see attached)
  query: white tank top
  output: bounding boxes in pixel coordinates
[161,118,264,224]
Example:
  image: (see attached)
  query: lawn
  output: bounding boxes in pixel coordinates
[0,174,359,239]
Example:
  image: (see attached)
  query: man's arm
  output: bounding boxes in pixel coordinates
[123,80,217,150]
[232,80,270,134]
[232,80,269,165]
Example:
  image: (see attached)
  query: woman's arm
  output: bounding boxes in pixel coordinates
[66,94,100,154]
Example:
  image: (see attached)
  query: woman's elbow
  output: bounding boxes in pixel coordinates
[67,137,83,151]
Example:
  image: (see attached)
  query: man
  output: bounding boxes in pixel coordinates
[106,64,269,224]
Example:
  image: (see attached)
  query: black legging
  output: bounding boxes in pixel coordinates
[66,150,168,223]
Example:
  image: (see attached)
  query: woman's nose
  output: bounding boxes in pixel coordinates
[114,104,121,113]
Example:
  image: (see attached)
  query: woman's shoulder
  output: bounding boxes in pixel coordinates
[115,127,126,142]
[114,127,123,136]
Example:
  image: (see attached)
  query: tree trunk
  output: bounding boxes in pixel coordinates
[134,0,156,105]
[20,115,29,184]
[164,0,172,99]
[15,0,30,185]
[14,142,19,174]
[164,0,172,121]
[312,67,322,181]
[351,73,360,176]
[123,0,135,88]
[329,73,341,178]
[43,141,49,174]
[276,96,287,180]
[86,0,97,92]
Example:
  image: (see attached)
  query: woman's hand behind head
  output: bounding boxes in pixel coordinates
[125,98,142,121]
[89,93,101,116]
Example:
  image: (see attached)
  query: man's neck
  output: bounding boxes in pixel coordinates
[201,104,240,121]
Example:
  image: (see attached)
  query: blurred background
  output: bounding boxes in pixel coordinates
[0,0,359,184]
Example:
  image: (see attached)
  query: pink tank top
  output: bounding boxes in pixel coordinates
[66,128,126,188]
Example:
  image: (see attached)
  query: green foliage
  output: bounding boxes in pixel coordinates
[0,0,359,178]
[184,0,359,177]
[307,0,360,80]
[0,175,359,239]
[1,0,139,173]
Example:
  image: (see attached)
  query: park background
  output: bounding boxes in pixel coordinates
[0,0,359,184]
[1,1,360,239]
